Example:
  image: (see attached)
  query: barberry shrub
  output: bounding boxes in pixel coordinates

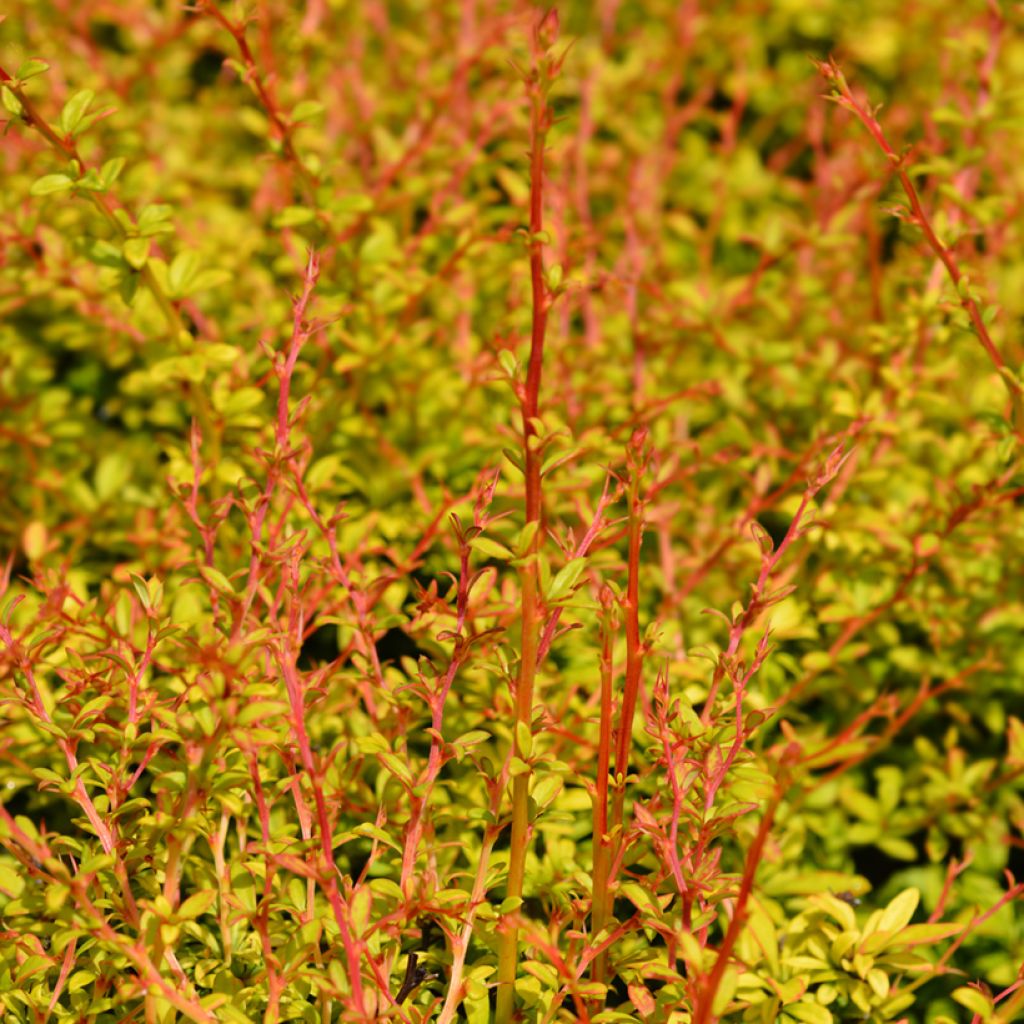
[2,2,1023,1023]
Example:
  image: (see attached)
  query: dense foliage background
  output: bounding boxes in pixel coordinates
[2,1,1023,1022]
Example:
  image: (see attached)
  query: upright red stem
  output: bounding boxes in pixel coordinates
[609,429,647,855]
[495,12,559,1021]
[692,795,779,1024]
[815,58,1021,428]
[589,586,616,994]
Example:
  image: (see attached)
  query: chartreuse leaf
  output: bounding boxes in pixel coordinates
[177,889,218,920]
[952,986,993,1019]
[123,237,150,270]
[16,59,50,80]
[58,89,94,134]
[896,921,963,945]
[471,536,513,560]
[167,250,201,297]
[2,86,23,115]
[787,1003,833,1024]
[547,556,586,602]
[199,565,235,595]
[875,887,919,936]
[273,206,316,227]
[290,100,324,122]
[94,452,131,501]
[30,174,74,196]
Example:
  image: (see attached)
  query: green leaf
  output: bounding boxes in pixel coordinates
[273,205,316,228]
[23,520,47,560]
[547,557,586,602]
[119,272,139,305]
[75,167,108,192]
[465,989,490,1024]
[351,822,402,851]
[100,156,126,187]
[470,536,513,560]
[498,350,518,378]
[786,1004,833,1024]
[123,237,150,270]
[334,193,374,213]
[237,701,288,726]
[167,250,202,298]
[359,223,398,263]
[32,767,65,786]
[74,694,113,726]
[515,720,533,758]
[221,387,265,416]
[66,970,96,993]
[199,565,236,595]
[378,752,414,787]
[16,59,50,81]
[876,887,919,936]
[87,238,126,268]
[94,452,131,502]
[494,166,530,203]
[897,921,963,946]
[810,893,857,932]
[78,852,115,875]
[187,268,231,293]
[876,836,917,861]
[30,174,74,196]
[291,100,325,122]
[531,773,562,808]
[178,890,218,920]
[840,787,880,822]
[58,89,95,135]
[515,520,540,555]
[15,955,52,985]
[2,86,22,116]
[952,986,993,1019]
[137,203,175,235]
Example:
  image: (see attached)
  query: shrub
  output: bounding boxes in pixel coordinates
[1,2,1023,1022]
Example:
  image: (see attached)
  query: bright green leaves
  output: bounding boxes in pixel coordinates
[74,156,126,193]
[29,173,74,196]
[57,89,111,137]
[952,985,995,1019]
[177,889,218,921]
[16,59,50,81]
[1,85,23,117]
[161,250,231,299]
[745,886,959,1020]
[289,99,324,125]
[167,250,202,297]
[872,886,918,937]
[273,205,316,228]
[94,451,132,502]
[514,720,533,759]
[59,89,95,134]
[123,236,150,270]
[546,556,586,604]
[358,220,399,265]
[470,535,513,561]
[198,565,236,597]
[136,203,175,237]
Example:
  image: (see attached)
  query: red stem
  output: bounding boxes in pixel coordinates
[817,59,1021,426]
[692,795,779,1024]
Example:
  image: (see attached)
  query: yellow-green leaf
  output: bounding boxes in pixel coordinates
[876,887,919,936]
